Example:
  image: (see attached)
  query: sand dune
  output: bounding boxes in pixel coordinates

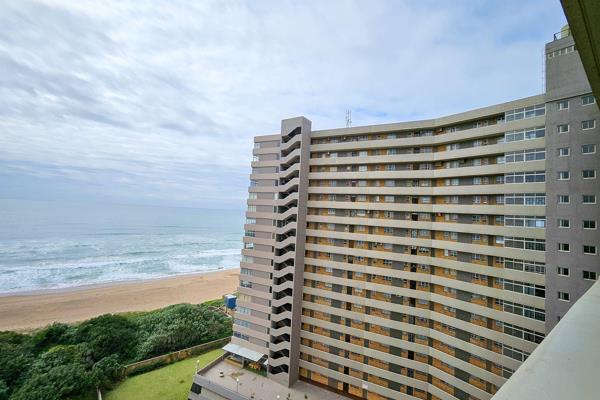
[0,269,239,331]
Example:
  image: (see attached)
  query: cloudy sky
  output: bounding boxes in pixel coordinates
[0,0,566,210]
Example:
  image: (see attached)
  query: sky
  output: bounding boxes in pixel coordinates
[0,0,566,210]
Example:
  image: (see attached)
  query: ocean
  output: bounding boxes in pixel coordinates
[0,199,244,295]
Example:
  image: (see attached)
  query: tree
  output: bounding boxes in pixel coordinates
[0,380,9,400]
[29,323,72,355]
[91,355,122,390]
[134,303,232,359]
[75,314,138,362]
[0,332,33,394]
[9,345,92,400]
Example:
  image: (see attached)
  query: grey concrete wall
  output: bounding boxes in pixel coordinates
[545,34,600,332]
[286,116,312,386]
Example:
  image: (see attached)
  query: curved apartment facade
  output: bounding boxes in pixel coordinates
[231,32,599,400]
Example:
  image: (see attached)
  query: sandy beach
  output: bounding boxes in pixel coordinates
[0,269,239,331]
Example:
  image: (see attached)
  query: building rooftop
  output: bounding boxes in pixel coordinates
[197,360,350,400]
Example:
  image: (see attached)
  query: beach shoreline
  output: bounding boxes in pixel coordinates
[0,268,239,332]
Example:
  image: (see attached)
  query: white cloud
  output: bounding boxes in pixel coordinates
[0,0,565,208]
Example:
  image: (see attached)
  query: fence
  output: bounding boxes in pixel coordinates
[197,351,228,375]
[122,336,231,377]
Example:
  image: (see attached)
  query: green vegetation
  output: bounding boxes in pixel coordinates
[105,348,224,400]
[0,303,231,400]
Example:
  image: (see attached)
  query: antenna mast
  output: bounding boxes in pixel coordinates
[345,109,352,128]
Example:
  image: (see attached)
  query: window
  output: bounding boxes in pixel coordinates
[557,100,569,110]
[505,104,545,121]
[583,220,596,229]
[505,215,546,228]
[557,124,569,134]
[547,45,575,58]
[582,144,596,154]
[583,245,597,255]
[503,279,545,297]
[582,120,596,130]
[583,271,597,280]
[505,171,545,184]
[503,322,544,344]
[358,165,367,172]
[558,147,570,157]
[504,193,545,205]
[504,127,545,142]
[504,258,545,274]
[558,195,570,204]
[582,94,596,105]
[558,219,570,228]
[240,280,252,288]
[504,237,545,251]
[558,243,570,252]
[503,300,545,321]
[444,249,457,258]
[583,195,596,204]
[583,169,596,179]
[558,171,570,180]
[557,267,569,276]
[558,292,570,301]
[505,148,546,163]
[503,345,531,362]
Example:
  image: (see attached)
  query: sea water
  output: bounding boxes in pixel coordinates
[0,199,243,294]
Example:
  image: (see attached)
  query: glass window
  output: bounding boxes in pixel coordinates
[582,94,596,105]
[582,120,596,130]
[558,195,570,204]
[558,243,570,252]
[583,271,597,280]
[558,147,570,156]
[583,195,597,204]
[582,144,596,154]
[557,124,569,134]
[583,170,596,179]
[558,292,570,301]
[558,171,570,180]
[583,220,596,229]
[557,100,569,110]
[583,245,597,255]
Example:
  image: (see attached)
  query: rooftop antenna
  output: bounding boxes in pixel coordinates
[345,109,352,128]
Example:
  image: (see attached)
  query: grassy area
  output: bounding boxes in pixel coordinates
[105,349,224,400]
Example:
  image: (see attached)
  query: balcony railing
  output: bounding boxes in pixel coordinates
[553,26,571,41]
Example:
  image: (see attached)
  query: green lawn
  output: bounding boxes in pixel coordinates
[105,349,224,400]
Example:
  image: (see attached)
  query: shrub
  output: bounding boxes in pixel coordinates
[134,304,231,359]
[10,345,92,400]
[29,323,73,355]
[75,314,138,362]
[91,355,122,389]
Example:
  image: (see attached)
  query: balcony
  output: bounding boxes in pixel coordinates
[492,281,600,400]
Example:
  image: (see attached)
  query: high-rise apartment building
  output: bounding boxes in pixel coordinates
[230,31,599,400]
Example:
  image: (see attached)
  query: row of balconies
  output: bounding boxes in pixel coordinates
[301,312,515,389]
[302,281,544,341]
